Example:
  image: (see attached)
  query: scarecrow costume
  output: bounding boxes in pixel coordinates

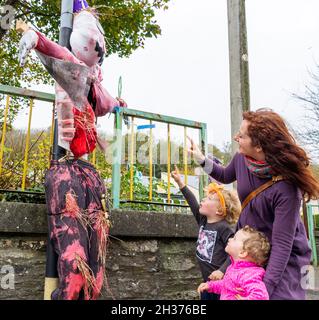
[18,0,126,300]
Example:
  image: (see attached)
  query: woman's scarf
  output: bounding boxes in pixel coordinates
[244,155,274,179]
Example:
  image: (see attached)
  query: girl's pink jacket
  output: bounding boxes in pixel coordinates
[207,258,269,300]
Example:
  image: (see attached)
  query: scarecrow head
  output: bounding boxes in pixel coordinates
[70,0,106,67]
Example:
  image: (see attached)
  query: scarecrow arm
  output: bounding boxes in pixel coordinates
[34,30,82,65]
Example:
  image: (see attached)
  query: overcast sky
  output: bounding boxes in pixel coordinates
[13,0,319,155]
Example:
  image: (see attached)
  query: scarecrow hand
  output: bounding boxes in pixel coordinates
[116,97,129,126]
[116,97,128,108]
[18,29,38,67]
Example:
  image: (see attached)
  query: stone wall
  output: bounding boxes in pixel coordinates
[0,202,202,300]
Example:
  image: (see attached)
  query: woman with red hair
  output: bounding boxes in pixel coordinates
[189,109,319,300]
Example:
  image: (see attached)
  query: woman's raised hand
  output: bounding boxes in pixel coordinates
[187,136,205,164]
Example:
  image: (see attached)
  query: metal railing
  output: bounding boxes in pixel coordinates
[111,107,207,209]
[0,84,208,210]
[306,204,319,267]
[0,85,55,190]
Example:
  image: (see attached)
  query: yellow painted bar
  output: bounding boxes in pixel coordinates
[0,95,10,176]
[167,124,171,203]
[184,126,188,186]
[130,117,135,201]
[22,99,34,190]
[48,103,55,168]
[149,120,153,200]
[92,149,96,166]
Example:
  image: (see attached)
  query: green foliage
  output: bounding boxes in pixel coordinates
[0,0,170,88]
[0,0,170,128]
[0,128,50,190]
[311,165,319,182]
[94,0,170,57]
[0,128,49,203]
[208,142,232,165]
[0,26,54,124]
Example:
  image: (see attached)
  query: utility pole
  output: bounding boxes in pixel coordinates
[227,0,250,156]
[44,0,73,300]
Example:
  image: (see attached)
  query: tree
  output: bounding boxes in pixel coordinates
[311,164,319,181]
[292,64,319,160]
[208,142,232,165]
[0,0,170,123]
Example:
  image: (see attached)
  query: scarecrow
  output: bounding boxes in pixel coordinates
[18,0,126,300]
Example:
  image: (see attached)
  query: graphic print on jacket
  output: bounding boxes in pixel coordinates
[196,227,217,263]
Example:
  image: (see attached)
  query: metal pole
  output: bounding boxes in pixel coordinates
[149,120,153,201]
[21,99,33,191]
[199,124,208,201]
[130,117,135,201]
[111,108,123,209]
[303,200,309,239]
[227,0,250,156]
[183,127,188,187]
[44,0,73,300]
[52,0,73,161]
[48,103,55,168]
[167,124,171,204]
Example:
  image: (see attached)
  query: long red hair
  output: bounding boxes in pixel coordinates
[243,109,319,201]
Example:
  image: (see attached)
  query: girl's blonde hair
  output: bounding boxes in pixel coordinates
[241,225,270,266]
[205,184,241,224]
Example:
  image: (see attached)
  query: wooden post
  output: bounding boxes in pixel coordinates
[227,0,250,156]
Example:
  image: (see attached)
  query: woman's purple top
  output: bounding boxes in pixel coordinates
[201,152,311,300]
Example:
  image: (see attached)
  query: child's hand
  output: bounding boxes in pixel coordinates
[208,270,224,281]
[171,165,185,189]
[197,282,209,294]
[235,287,245,300]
